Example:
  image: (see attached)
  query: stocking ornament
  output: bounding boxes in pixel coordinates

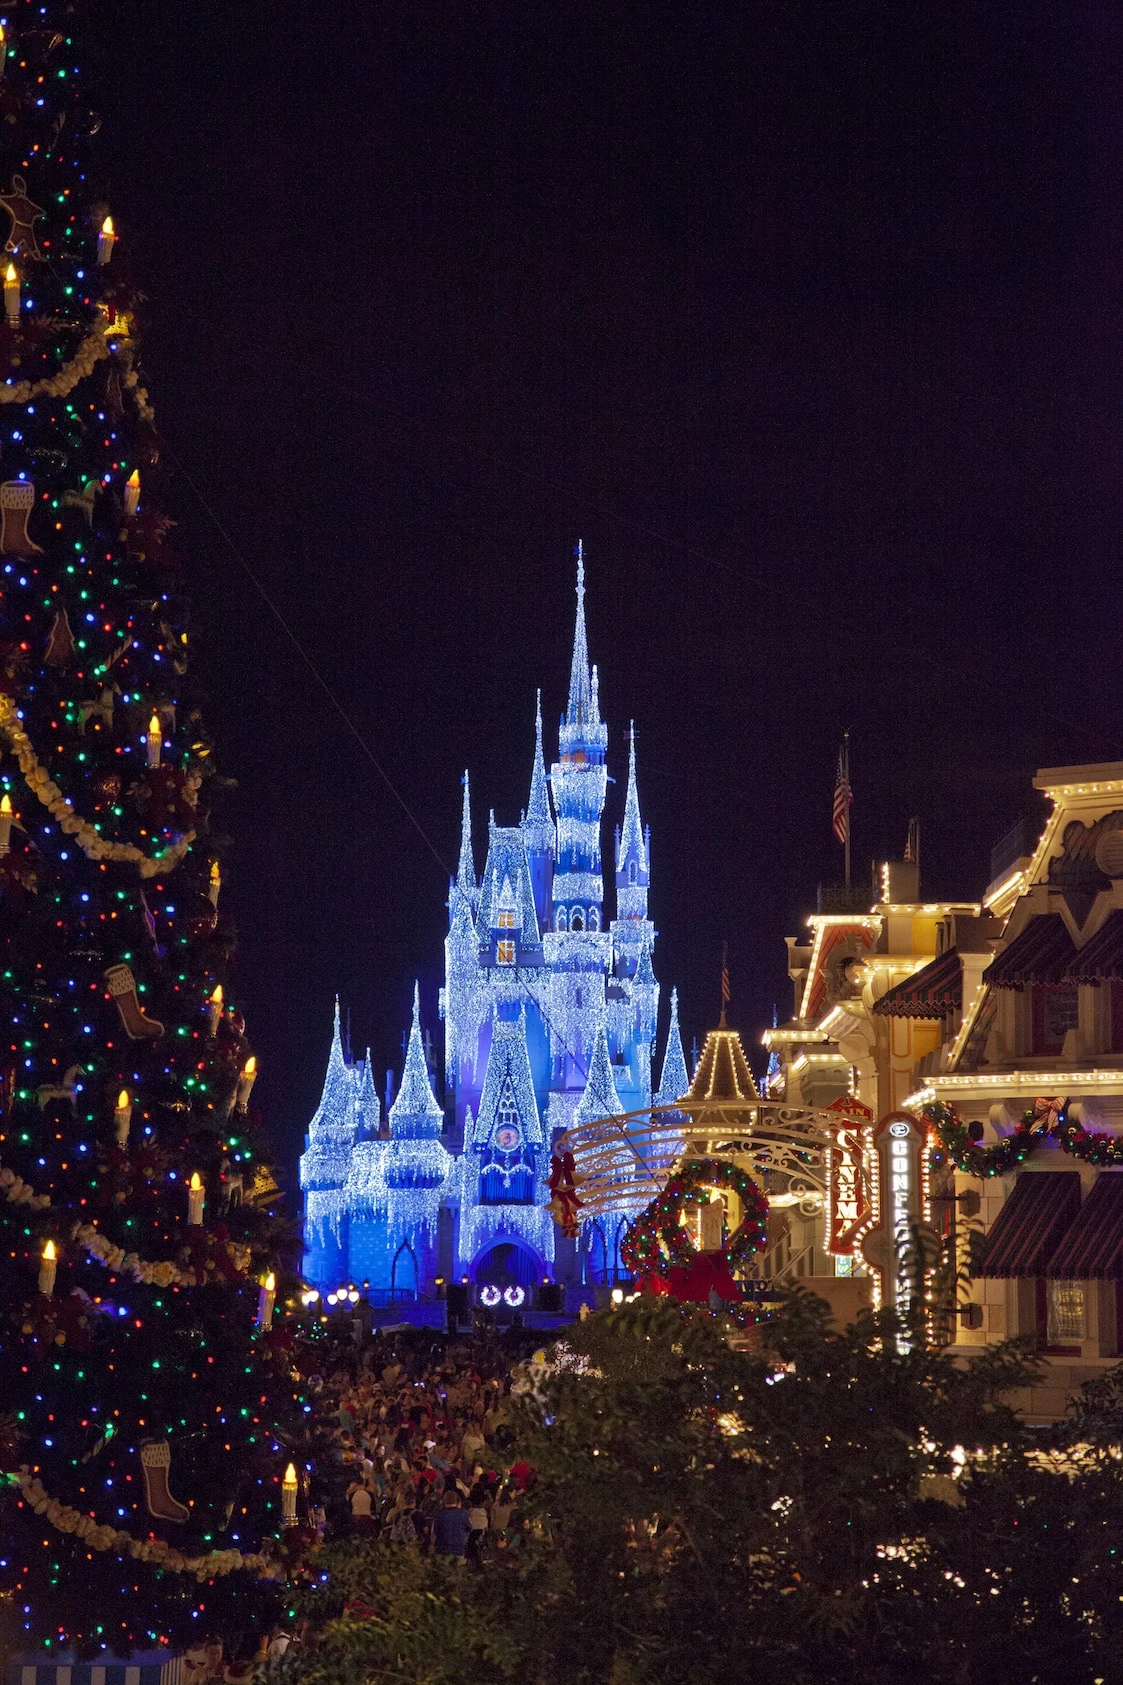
[43,608,76,667]
[105,962,164,1039]
[0,480,41,555]
[140,1439,189,1524]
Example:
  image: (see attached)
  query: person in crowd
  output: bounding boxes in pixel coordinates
[466,1482,490,1567]
[432,1488,473,1561]
[348,1478,374,1534]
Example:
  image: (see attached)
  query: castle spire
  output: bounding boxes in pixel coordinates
[527,690,550,824]
[566,541,595,727]
[656,987,690,1106]
[389,983,444,1138]
[457,770,476,897]
[318,996,350,1110]
[619,723,646,872]
[573,1018,624,1129]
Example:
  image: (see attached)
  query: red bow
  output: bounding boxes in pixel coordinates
[180,1222,247,1285]
[547,1153,584,1238]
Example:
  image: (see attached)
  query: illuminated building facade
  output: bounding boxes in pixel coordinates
[300,550,686,1297]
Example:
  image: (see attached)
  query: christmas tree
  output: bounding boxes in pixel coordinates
[0,5,316,1659]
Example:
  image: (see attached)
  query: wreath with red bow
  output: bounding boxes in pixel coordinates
[621,1158,770,1287]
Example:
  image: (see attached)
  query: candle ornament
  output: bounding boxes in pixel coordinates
[38,1238,57,1297]
[114,1087,132,1146]
[0,791,13,857]
[123,467,140,518]
[236,1054,257,1113]
[208,859,222,908]
[187,1170,204,1225]
[206,983,223,1038]
[4,261,18,329]
[97,214,116,266]
[145,712,162,769]
[257,1270,276,1331]
[282,1462,298,1522]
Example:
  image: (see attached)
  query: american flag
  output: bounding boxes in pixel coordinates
[832,738,852,845]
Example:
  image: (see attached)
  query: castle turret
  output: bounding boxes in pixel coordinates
[390,984,445,1140]
[355,1048,381,1138]
[656,987,690,1106]
[522,690,555,929]
[573,1018,624,1130]
[615,725,649,921]
[299,1000,359,1288]
[443,771,481,1103]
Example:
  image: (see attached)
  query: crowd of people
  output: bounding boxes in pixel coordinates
[181,1320,544,1675]
[307,1321,540,1567]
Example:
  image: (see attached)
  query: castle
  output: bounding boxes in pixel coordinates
[300,549,689,1298]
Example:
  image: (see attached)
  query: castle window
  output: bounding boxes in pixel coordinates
[571,908,585,932]
[588,906,600,932]
[557,907,568,932]
[497,939,515,966]
[628,861,637,886]
[497,908,516,928]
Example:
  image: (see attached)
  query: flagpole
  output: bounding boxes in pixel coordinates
[843,732,851,892]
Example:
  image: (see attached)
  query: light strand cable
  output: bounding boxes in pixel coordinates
[154,428,451,878]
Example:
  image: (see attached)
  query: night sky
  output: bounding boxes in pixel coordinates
[87,1,1123,1176]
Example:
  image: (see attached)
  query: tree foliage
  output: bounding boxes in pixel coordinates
[285,1292,1123,1684]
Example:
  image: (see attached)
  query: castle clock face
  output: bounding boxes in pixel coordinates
[496,1124,520,1151]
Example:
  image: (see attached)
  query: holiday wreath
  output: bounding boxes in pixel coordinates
[621,1157,770,1282]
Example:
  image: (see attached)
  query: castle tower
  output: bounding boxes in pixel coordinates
[608,726,659,1110]
[443,771,481,1118]
[546,545,613,1118]
[351,985,451,1296]
[552,544,609,934]
[299,1000,358,1289]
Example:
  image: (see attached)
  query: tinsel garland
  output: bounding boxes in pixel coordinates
[1,1164,252,1286]
[924,1099,1123,1174]
[0,321,109,404]
[622,1158,770,1281]
[10,1470,283,1581]
[0,694,195,877]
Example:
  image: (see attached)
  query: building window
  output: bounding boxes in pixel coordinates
[1032,987,1079,1056]
[1046,1280,1085,1348]
[628,860,637,886]
[571,908,584,932]
[588,906,600,932]
[497,908,516,928]
[497,939,515,966]
[556,907,568,931]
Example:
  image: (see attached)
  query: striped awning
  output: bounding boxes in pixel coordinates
[5,1658,182,1685]
[984,914,1076,990]
[1048,1175,1123,1278]
[978,1171,1081,1278]
[872,949,962,1019]
[1066,909,1123,985]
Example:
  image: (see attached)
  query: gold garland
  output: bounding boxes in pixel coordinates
[0,694,194,877]
[0,322,109,405]
[0,314,152,416]
[14,1470,284,1580]
[0,1165,252,1286]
